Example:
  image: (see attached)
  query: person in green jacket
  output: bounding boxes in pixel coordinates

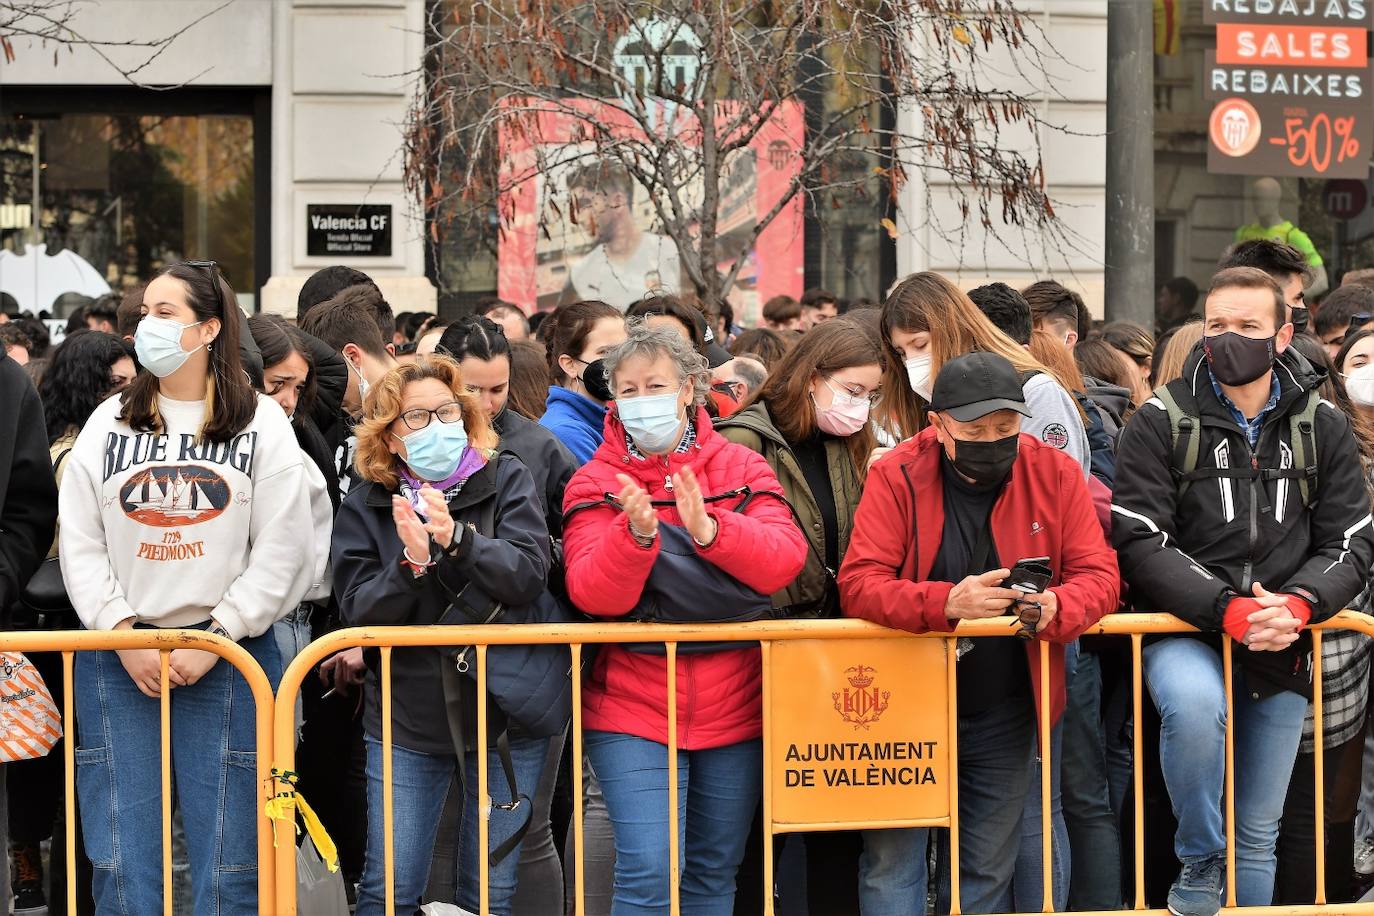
[715,316,883,913]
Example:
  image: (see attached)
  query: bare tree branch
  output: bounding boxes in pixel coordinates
[407,0,1083,310]
[0,0,232,87]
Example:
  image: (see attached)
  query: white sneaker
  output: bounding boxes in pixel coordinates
[1356,836,1374,877]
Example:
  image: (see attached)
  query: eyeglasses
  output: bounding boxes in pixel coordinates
[399,402,463,431]
[1330,314,1374,348]
[825,376,881,406]
[179,259,229,314]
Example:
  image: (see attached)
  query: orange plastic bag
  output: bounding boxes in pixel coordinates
[0,653,62,761]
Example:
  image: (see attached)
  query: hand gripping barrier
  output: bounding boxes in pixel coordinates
[7,613,1374,916]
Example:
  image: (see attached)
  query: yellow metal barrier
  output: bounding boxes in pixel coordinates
[4,614,1368,915]
[0,629,278,916]
[267,611,1374,916]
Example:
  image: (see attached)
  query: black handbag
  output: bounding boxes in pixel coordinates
[16,448,75,628]
[563,485,798,652]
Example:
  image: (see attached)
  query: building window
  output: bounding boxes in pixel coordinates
[1,90,263,316]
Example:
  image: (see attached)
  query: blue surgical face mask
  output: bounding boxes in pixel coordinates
[135,316,203,378]
[394,416,469,481]
[618,391,685,454]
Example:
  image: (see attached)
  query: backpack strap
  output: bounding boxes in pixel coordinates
[1154,384,1201,500]
[1288,389,1320,508]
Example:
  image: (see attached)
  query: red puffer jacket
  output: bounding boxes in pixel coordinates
[838,428,1120,724]
[562,406,808,749]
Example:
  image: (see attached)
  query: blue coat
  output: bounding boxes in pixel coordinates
[539,386,607,465]
[331,453,572,755]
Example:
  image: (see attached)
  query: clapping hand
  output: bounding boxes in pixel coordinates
[616,474,659,540]
[392,495,431,564]
[417,486,455,549]
[671,466,717,546]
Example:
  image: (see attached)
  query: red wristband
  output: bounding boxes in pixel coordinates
[1223,596,1262,643]
[1285,596,1313,630]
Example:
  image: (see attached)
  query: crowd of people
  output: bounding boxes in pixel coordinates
[1,241,1374,916]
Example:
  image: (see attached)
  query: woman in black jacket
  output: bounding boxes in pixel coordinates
[435,315,580,914]
[332,354,571,916]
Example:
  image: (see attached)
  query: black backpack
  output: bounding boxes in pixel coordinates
[1153,382,1320,506]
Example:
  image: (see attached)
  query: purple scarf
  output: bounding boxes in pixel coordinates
[397,447,488,518]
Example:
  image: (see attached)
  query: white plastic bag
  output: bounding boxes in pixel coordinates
[296,834,349,916]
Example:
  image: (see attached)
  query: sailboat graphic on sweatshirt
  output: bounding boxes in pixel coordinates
[120,466,230,527]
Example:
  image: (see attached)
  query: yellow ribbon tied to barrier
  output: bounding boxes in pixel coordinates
[265,768,339,872]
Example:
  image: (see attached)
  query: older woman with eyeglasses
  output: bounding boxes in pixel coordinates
[331,354,571,916]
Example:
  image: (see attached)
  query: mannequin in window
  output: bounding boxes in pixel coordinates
[1235,177,1329,300]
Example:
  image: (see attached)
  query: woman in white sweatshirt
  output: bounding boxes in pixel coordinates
[58,261,315,916]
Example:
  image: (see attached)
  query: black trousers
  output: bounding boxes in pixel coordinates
[1276,727,1367,905]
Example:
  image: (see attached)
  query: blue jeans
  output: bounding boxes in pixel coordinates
[1144,637,1307,906]
[1060,643,1123,909]
[858,699,1036,915]
[586,731,761,916]
[1013,718,1068,912]
[356,732,550,916]
[73,629,281,916]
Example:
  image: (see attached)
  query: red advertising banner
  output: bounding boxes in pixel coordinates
[496,98,803,324]
[1215,23,1367,66]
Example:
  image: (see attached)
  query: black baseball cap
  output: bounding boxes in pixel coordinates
[692,310,733,368]
[928,352,1032,422]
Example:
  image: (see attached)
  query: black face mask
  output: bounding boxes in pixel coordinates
[578,357,615,402]
[1203,331,1275,386]
[949,433,1019,488]
[1291,306,1310,335]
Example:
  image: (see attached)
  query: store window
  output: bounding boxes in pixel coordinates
[1153,2,1374,330]
[425,3,893,320]
[1,95,261,317]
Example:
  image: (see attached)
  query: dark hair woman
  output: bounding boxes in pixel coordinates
[39,331,136,447]
[728,327,789,369]
[245,312,338,671]
[714,317,882,913]
[540,300,627,463]
[247,313,318,424]
[507,339,552,422]
[1100,321,1155,406]
[561,324,807,914]
[331,355,571,915]
[438,317,576,540]
[57,261,316,913]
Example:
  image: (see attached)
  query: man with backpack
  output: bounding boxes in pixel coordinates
[1112,266,1374,916]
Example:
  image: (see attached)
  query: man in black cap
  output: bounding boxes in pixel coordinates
[840,351,1120,913]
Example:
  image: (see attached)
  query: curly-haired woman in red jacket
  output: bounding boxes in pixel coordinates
[562,323,808,915]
